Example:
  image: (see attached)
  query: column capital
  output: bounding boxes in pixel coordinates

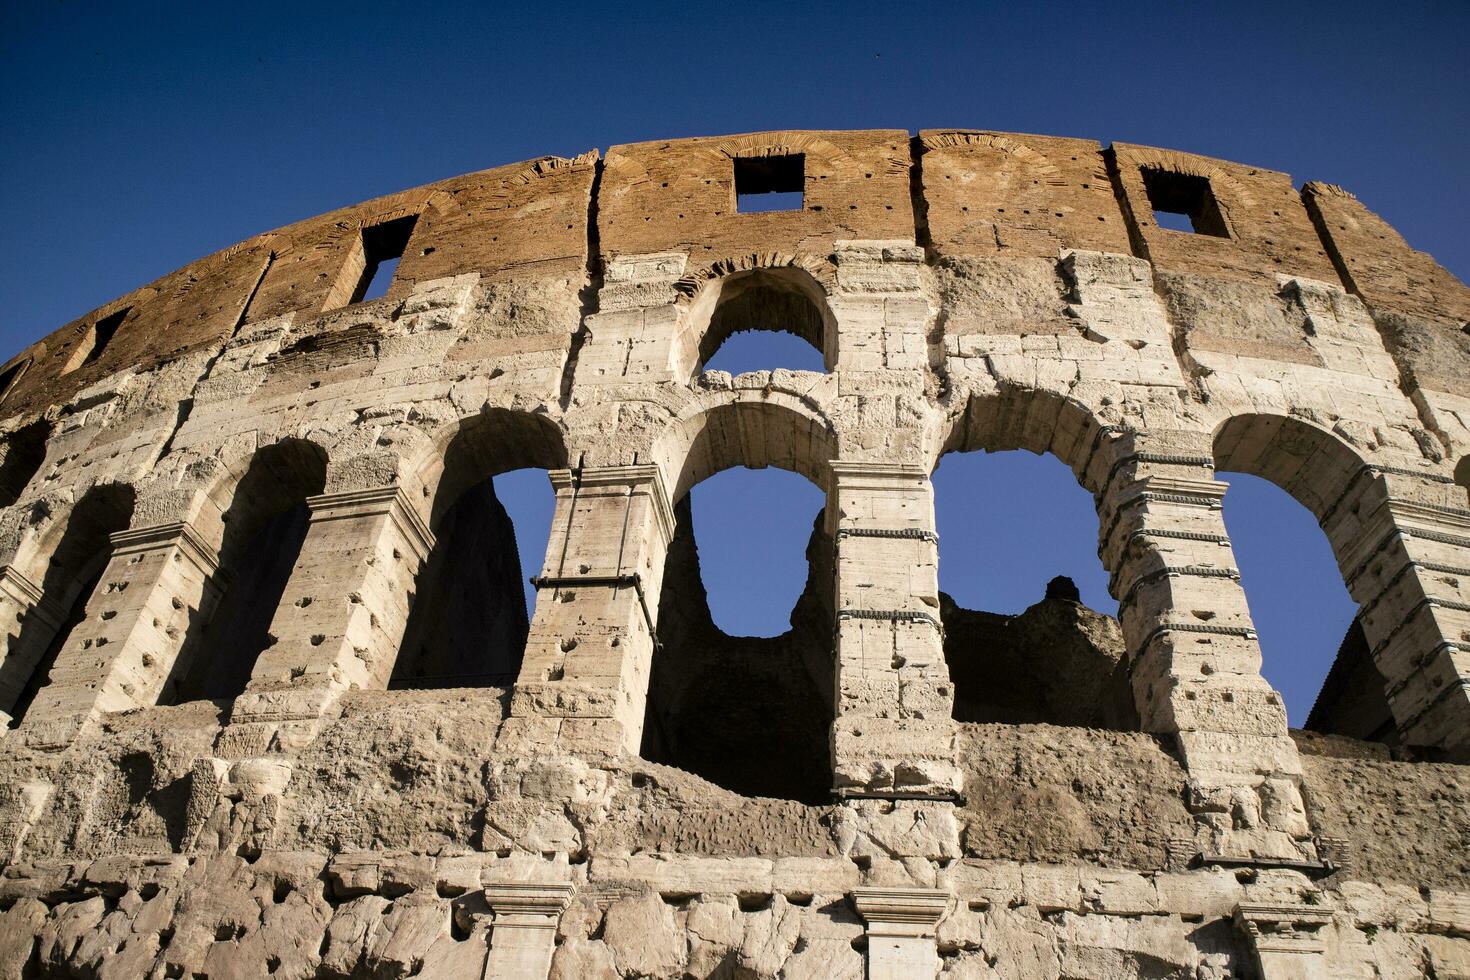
[1234,901,1333,954]
[549,464,676,546]
[482,881,575,917]
[830,460,930,488]
[852,887,951,937]
[305,485,434,564]
[109,521,221,577]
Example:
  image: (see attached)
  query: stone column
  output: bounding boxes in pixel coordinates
[852,887,950,980]
[0,564,67,724]
[482,882,574,980]
[1099,444,1310,861]
[1330,469,1470,760]
[503,465,673,757]
[830,461,959,797]
[19,522,223,749]
[1233,903,1333,980]
[221,485,433,756]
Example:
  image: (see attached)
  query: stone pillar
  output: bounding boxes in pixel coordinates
[1233,903,1333,980]
[574,253,685,386]
[19,522,224,749]
[221,486,433,755]
[1330,470,1470,759]
[1099,444,1310,860]
[504,465,673,757]
[482,882,573,980]
[0,565,67,724]
[852,887,950,980]
[830,461,958,797]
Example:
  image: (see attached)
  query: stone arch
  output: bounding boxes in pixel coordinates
[422,408,569,528]
[390,408,569,690]
[1,481,136,725]
[163,437,329,703]
[1456,454,1470,506]
[1211,413,1386,740]
[933,389,1139,729]
[672,258,838,379]
[936,385,1124,496]
[1211,413,1366,523]
[0,419,52,509]
[654,391,839,503]
[642,395,839,802]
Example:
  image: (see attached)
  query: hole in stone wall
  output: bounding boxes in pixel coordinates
[735,154,804,213]
[934,450,1137,729]
[1140,168,1229,237]
[391,468,554,690]
[61,307,131,375]
[328,214,418,310]
[1219,473,1361,736]
[4,482,135,726]
[0,358,30,403]
[703,331,825,376]
[0,419,51,509]
[164,439,327,705]
[642,467,833,803]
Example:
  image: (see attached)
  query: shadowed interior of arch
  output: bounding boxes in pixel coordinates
[2,483,135,726]
[388,412,564,690]
[934,449,1138,730]
[164,439,327,704]
[642,465,833,803]
[391,468,553,689]
[0,419,50,509]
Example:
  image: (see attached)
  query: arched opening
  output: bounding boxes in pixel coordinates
[1212,415,1377,744]
[679,267,834,379]
[389,411,565,690]
[933,448,1136,729]
[642,399,837,803]
[2,483,136,726]
[0,420,51,509]
[1457,454,1470,507]
[163,439,327,704]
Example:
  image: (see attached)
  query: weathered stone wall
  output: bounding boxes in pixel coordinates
[2,128,1469,977]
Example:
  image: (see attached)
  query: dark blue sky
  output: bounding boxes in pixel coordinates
[5,0,1459,726]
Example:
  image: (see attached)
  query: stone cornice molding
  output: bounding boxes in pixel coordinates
[830,460,930,489]
[1233,902,1333,954]
[305,486,435,564]
[109,522,221,576]
[482,881,574,918]
[852,887,951,937]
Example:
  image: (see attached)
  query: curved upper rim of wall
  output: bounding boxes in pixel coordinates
[1,128,1466,424]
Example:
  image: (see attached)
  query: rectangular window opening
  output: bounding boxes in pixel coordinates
[62,306,131,375]
[1140,167,1230,238]
[735,154,805,213]
[85,308,129,364]
[347,214,418,306]
[0,360,28,402]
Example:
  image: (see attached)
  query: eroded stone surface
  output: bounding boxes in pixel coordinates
[1,128,1468,977]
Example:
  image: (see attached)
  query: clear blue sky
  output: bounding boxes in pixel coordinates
[5,0,1460,727]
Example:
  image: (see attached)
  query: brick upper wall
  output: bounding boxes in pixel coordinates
[1,129,1465,421]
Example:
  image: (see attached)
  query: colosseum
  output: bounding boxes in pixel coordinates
[0,128,1467,978]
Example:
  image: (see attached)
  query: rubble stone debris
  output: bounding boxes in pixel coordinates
[0,128,1468,978]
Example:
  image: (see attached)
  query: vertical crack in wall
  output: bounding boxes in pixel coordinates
[559,156,604,409]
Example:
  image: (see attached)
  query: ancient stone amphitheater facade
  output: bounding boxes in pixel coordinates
[0,130,1468,978]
